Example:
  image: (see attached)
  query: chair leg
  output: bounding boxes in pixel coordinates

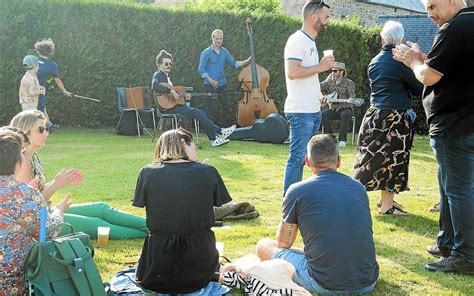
[152,112,157,131]
[135,111,140,138]
[194,119,199,144]
[352,117,356,145]
[116,112,125,133]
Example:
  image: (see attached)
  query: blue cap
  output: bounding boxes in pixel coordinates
[23,55,39,69]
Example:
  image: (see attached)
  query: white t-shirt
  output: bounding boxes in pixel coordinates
[284,30,321,113]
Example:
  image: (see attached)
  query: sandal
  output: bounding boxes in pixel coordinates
[380,205,407,216]
[377,200,404,210]
[429,203,440,212]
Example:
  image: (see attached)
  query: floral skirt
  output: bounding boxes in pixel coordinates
[353,108,413,193]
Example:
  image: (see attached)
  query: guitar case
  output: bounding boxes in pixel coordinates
[117,111,143,136]
[229,113,289,144]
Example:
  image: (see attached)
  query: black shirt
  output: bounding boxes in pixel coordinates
[423,7,474,136]
[152,70,172,94]
[133,161,232,293]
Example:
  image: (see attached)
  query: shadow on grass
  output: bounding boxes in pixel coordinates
[370,278,409,295]
[375,213,438,239]
[376,241,473,294]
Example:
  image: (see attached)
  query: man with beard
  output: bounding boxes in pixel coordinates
[320,62,355,147]
[394,0,474,274]
[282,0,335,194]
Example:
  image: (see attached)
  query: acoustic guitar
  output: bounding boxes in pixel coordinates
[155,86,220,109]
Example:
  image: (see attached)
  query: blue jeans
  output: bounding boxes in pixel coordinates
[272,249,376,294]
[37,94,53,128]
[283,112,321,194]
[165,105,220,140]
[430,132,474,260]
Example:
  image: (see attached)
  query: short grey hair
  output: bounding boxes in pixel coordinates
[380,21,404,46]
[307,134,339,168]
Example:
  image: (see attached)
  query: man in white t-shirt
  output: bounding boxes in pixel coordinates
[283,0,335,193]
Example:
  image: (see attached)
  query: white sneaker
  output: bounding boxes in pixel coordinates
[220,125,236,139]
[338,141,347,147]
[211,136,230,147]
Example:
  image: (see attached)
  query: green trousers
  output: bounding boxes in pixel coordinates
[63,202,148,239]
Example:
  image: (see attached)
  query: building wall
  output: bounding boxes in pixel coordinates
[280,0,423,25]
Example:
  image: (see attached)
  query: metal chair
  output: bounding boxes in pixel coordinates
[116,87,156,137]
[153,88,200,143]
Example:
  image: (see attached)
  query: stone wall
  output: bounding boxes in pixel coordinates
[280,0,423,25]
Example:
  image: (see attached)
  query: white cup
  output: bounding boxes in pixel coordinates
[323,49,333,57]
[97,227,110,247]
[216,242,224,257]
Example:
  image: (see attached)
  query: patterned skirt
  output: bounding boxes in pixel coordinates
[353,108,413,193]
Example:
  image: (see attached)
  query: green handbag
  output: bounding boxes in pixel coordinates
[26,222,108,295]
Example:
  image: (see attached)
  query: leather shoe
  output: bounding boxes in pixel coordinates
[427,244,451,258]
[425,255,474,275]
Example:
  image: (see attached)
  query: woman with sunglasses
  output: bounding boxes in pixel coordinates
[353,21,423,216]
[10,110,148,239]
[133,128,232,293]
[153,50,235,147]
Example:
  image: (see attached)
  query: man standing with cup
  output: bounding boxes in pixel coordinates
[283,0,335,194]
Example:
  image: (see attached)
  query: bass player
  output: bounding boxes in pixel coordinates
[152,50,235,147]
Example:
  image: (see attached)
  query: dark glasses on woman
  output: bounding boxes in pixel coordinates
[37,126,49,134]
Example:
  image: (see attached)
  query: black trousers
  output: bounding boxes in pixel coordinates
[322,107,353,142]
[205,84,230,127]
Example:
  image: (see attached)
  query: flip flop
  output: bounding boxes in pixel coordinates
[380,205,407,216]
[377,200,404,209]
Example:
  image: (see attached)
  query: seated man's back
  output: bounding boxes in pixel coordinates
[284,169,379,291]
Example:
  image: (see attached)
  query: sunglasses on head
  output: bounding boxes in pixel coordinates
[312,1,330,14]
[37,126,49,134]
[163,62,173,67]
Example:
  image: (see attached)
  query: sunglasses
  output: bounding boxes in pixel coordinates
[312,1,330,14]
[163,62,173,67]
[37,126,49,134]
[332,69,341,73]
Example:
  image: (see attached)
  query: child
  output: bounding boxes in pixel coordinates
[19,55,45,111]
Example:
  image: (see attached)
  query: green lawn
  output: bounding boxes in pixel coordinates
[41,129,473,295]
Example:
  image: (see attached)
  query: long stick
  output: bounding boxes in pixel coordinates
[72,94,101,102]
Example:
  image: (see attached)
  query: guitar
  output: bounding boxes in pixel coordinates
[323,92,365,108]
[155,86,220,109]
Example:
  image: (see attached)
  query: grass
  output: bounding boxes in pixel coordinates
[41,129,473,295]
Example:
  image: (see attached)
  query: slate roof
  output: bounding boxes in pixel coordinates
[377,15,438,53]
[359,0,426,13]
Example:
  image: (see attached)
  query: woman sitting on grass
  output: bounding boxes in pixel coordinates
[0,129,69,295]
[10,110,148,239]
[133,128,232,294]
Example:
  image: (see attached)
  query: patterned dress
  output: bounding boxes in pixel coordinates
[0,175,60,295]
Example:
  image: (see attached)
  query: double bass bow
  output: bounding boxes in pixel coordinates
[237,19,277,127]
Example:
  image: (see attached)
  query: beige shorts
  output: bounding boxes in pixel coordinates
[21,102,38,111]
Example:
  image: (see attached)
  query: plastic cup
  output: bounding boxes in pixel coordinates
[97,227,110,247]
[216,242,224,257]
[323,49,333,57]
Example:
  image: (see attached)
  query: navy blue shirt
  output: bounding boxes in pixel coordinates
[283,170,379,291]
[197,46,239,87]
[37,57,59,87]
[368,45,423,110]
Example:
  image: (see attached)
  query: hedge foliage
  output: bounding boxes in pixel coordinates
[1,0,427,133]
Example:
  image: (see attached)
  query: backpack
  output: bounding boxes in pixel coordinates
[26,213,109,295]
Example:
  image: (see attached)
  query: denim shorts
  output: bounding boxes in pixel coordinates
[272,248,376,294]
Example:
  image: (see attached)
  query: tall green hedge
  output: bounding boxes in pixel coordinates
[1,0,398,130]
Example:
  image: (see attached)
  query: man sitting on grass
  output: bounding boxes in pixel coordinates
[256,134,379,294]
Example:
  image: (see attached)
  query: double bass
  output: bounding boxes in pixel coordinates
[237,19,278,127]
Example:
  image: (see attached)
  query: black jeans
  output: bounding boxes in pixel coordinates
[322,107,353,142]
[205,84,230,127]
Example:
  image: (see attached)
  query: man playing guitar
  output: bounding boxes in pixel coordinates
[152,50,235,147]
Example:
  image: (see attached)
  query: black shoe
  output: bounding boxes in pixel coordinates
[427,244,451,258]
[425,255,474,275]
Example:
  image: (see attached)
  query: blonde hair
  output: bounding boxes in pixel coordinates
[34,38,55,57]
[10,110,47,135]
[154,128,193,162]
